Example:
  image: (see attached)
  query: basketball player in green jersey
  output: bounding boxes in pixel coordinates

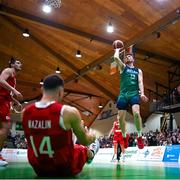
[114,47,148,149]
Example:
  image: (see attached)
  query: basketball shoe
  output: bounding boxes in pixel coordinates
[137,136,144,149]
[87,139,100,164]
[0,154,8,166]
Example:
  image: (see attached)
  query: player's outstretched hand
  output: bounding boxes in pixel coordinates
[141,94,148,103]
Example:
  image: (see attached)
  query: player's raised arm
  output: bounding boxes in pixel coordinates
[113,40,125,73]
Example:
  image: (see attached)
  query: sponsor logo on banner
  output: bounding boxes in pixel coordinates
[124,147,138,160]
[16,150,27,156]
[151,146,165,160]
[137,146,165,161]
[163,145,180,162]
[1,148,28,162]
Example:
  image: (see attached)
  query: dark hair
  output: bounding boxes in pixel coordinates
[9,57,16,67]
[43,74,64,90]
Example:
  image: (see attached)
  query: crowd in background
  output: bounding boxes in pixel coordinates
[3,132,27,149]
[99,127,180,148]
[3,127,180,149]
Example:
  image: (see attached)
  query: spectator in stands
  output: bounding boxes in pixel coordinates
[173,85,180,103]
[171,135,179,145]
[128,133,136,147]
[148,135,158,146]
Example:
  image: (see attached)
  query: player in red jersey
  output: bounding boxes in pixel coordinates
[0,57,22,166]
[22,74,99,177]
[109,118,125,162]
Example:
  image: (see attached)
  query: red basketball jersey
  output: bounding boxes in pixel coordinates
[113,120,123,144]
[113,120,121,134]
[22,101,74,173]
[0,71,16,100]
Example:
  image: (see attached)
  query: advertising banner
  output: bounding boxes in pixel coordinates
[163,145,180,162]
[2,148,28,162]
[124,147,138,161]
[137,146,165,161]
[2,145,179,163]
[93,148,114,163]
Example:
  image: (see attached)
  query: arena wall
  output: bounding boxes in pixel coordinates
[91,101,179,136]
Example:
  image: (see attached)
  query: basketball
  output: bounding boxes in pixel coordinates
[113,40,124,49]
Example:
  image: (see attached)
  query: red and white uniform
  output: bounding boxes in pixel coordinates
[22,101,88,176]
[0,72,16,122]
[113,120,123,145]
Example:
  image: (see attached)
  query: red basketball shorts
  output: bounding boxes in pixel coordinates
[0,98,11,122]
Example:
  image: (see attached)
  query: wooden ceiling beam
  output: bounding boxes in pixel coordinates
[64,89,102,98]
[63,98,94,115]
[65,51,113,83]
[83,75,116,99]
[17,80,39,88]
[1,5,179,100]
[65,46,180,84]
[136,48,180,66]
[64,8,180,83]
[0,5,179,78]
[0,4,179,48]
[128,8,180,46]
[0,4,112,44]
[2,15,115,99]
[0,15,80,75]
[18,79,113,101]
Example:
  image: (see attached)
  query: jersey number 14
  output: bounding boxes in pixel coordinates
[30,136,54,158]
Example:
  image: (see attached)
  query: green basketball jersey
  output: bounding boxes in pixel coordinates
[120,65,139,97]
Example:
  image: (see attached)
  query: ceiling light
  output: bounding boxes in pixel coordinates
[98,103,103,109]
[156,32,161,38]
[40,79,44,85]
[55,67,61,73]
[76,50,82,58]
[177,8,180,14]
[42,4,52,13]
[24,101,28,104]
[107,18,114,33]
[22,29,30,37]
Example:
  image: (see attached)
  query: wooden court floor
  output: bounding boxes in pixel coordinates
[0,161,180,179]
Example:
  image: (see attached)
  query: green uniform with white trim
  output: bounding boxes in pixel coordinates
[117,65,140,109]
